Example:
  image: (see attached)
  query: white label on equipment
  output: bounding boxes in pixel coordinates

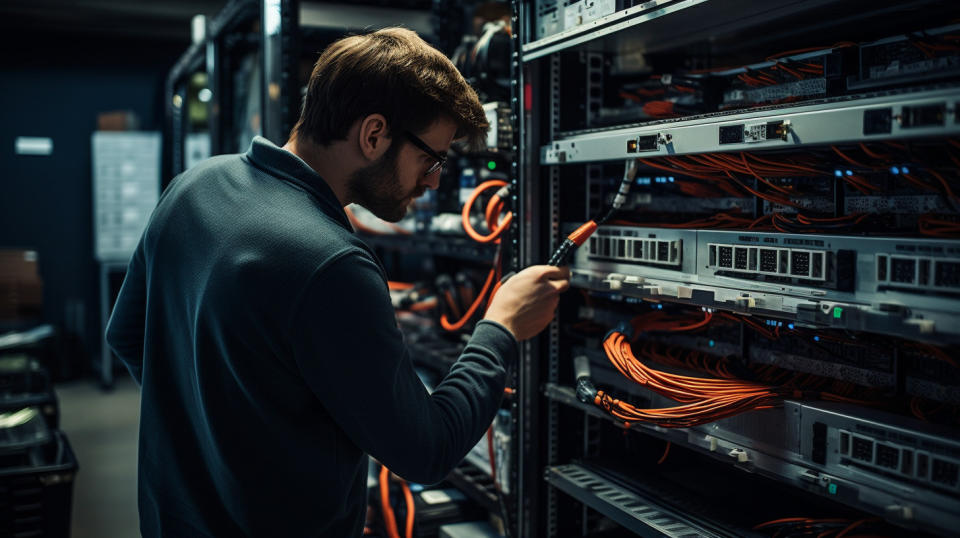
[15,137,53,155]
[420,489,465,505]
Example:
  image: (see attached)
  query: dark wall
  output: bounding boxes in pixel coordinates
[0,36,184,377]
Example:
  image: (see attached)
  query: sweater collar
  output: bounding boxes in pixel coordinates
[245,136,352,231]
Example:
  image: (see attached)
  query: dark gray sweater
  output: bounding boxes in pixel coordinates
[106,136,516,537]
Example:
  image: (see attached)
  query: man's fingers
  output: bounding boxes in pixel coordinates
[533,265,570,281]
[548,278,570,293]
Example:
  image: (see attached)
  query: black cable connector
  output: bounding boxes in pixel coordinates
[573,355,598,403]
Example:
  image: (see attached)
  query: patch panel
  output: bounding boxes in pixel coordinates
[837,428,960,496]
[568,225,960,342]
[876,255,960,292]
[586,228,683,267]
[707,243,827,282]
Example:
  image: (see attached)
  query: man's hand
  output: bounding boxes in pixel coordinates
[484,265,570,342]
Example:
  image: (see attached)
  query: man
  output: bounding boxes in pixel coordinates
[106,27,568,537]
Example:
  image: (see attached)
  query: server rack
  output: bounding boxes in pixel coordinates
[164,0,260,185]
[514,1,960,536]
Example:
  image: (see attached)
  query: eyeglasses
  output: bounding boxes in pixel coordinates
[403,131,447,176]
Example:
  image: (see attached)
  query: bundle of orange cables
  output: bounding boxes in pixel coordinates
[440,180,512,331]
[753,516,885,537]
[591,322,790,427]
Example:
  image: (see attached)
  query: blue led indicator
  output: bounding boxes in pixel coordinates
[708,340,715,347]
[890,166,900,175]
[845,170,853,176]
[657,304,663,310]
[788,323,795,330]
[668,176,675,182]
[777,321,783,327]
[814,336,821,342]
[834,170,842,178]
[902,166,910,174]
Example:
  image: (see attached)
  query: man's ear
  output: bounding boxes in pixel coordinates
[357,113,391,161]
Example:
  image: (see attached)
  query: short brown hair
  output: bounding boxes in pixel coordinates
[293,27,488,149]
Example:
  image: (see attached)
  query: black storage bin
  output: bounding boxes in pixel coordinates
[0,355,58,428]
[0,408,78,538]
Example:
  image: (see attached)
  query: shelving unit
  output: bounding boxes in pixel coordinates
[513,0,960,536]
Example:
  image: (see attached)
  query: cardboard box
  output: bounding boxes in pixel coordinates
[0,250,43,323]
[96,111,141,132]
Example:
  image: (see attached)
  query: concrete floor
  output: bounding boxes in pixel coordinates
[58,376,141,538]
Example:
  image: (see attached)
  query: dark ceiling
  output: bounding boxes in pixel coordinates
[0,0,229,44]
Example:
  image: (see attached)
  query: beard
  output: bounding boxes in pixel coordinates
[347,144,425,223]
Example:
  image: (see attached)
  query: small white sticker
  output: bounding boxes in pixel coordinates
[15,137,53,156]
[420,489,465,505]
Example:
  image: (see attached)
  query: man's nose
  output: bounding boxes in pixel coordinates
[423,171,441,190]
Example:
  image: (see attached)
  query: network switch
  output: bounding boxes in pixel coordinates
[542,88,960,163]
[566,224,960,343]
[557,346,960,536]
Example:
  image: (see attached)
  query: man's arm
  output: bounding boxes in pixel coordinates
[290,253,517,484]
[105,243,148,385]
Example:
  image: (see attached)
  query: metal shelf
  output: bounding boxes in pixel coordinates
[545,463,735,538]
[543,383,960,536]
[541,86,960,164]
[358,233,497,263]
[568,268,960,346]
[522,0,843,62]
[522,0,943,62]
[446,462,502,516]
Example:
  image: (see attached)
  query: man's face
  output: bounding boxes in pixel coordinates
[348,117,457,223]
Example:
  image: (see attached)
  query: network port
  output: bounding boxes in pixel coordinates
[918,453,930,479]
[719,124,744,144]
[891,258,916,284]
[852,437,874,462]
[657,241,669,262]
[935,260,960,288]
[811,252,823,279]
[760,249,778,273]
[931,459,959,487]
[901,449,914,476]
[718,246,733,268]
[791,251,810,277]
[635,135,659,152]
[875,444,899,469]
[919,259,930,286]
[900,104,945,128]
[863,108,892,135]
[734,247,749,270]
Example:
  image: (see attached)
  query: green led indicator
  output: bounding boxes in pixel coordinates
[828,483,837,495]
[487,161,497,171]
[833,307,843,319]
